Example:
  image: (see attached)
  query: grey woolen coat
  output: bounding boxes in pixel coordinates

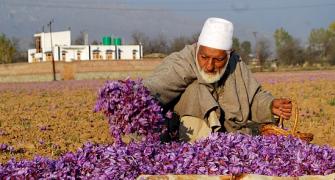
[144,44,275,134]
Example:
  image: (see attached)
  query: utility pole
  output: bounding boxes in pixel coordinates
[47,19,56,81]
[252,31,258,59]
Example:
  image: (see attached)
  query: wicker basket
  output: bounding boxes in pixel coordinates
[260,101,314,142]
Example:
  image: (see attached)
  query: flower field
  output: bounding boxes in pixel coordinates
[0,70,335,176]
[0,80,111,163]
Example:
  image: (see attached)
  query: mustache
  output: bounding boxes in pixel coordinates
[196,63,225,84]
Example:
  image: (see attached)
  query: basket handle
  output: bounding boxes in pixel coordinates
[292,101,299,135]
[278,100,299,135]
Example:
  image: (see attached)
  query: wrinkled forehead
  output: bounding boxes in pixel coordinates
[197,45,228,57]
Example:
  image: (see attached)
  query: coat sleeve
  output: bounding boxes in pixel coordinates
[143,46,195,105]
[237,59,276,124]
[250,87,276,123]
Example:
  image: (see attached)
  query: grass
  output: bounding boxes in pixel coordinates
[328,98,335,106]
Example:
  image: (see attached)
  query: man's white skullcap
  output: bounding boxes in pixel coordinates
[198,17,234,50]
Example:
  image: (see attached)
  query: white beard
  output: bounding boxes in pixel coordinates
[196,60,225,83]
[195,45,228,84]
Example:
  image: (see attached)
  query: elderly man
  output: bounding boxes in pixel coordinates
[144,17,292,142]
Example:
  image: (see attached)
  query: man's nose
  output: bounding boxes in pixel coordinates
[206,58,215,72]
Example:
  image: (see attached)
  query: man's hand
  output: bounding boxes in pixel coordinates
[271,98,292,120]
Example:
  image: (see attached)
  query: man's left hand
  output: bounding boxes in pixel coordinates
[271,98,292,120]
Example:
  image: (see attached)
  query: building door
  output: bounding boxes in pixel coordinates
[46,52,53,61]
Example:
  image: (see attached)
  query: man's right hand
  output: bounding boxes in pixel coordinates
[271,98,292,120]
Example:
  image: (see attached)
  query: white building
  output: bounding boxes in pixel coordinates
[28,31,143,63]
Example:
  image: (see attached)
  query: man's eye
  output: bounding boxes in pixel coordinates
[201,56,208,59]
[217,56,228,61]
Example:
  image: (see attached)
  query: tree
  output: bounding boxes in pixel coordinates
[231,37,251,63]
[274,28,292,65]
[307,24,335,65]
[131,31,149,45]
[326,42,335,65]
[240,41,251,63]
[72,32,85,45]
[308,28,332,60]
[274,28,305,65]
[169,36,189,53]
[131,31,151,54]
[29,36,35,49]
[329,21,335,34]
[0,33,16,64]
[10,37,27,63]
[326,21,335,64]
[131,31,169,55]
[306,21,335,65]
[168,32,199,53]
[147,33,169,54]
[91,40,100,45]
[256,37,271,67]
[189,32,200,43]
[274,28,293,50]
[232,37,240,52]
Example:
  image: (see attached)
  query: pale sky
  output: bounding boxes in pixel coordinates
[0,0,334,50]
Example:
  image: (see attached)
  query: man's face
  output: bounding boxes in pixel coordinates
[196,45,230,83]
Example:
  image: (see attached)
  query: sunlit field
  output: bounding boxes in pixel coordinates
[256,71,335,147]
[0,70,334,164]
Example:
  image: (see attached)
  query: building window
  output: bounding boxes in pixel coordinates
[31,54,36,63]
[93,50,100,60]
[46,52,53,61]
[77,51,81,60]
[62,51,67,61]
[132,49,138,60]
[106,50,114,60]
